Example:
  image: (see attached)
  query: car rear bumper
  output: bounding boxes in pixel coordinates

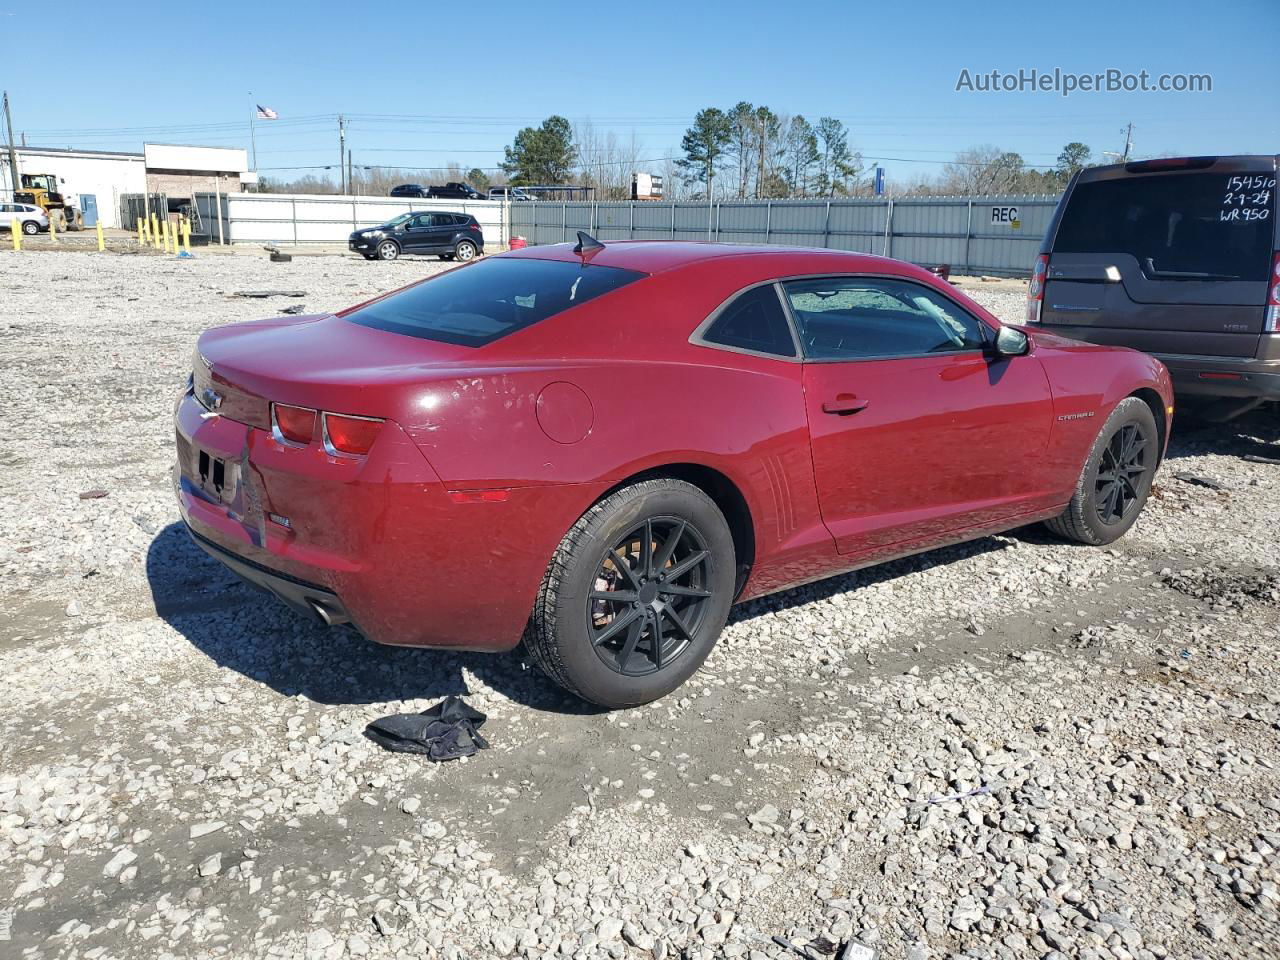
[173,390,604,651]
[1152,353,1280,400]
[188,525,352,626]
[1033,323,1280,401]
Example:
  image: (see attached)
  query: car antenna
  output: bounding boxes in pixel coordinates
[572,231,605,256]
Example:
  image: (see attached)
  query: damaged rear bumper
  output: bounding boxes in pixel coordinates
[187,525,351,626]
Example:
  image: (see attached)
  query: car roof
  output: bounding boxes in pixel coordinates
[502,240,923,279]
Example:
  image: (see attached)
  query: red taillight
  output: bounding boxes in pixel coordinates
[272,403,316,444]
[1026,254,1048,323]
[323,413,383,456]
[468,223,481,232]
[1267,254,1280,333]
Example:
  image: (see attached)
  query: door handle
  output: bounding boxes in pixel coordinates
[822,395,870,415]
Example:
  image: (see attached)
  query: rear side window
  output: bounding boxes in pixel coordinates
[1055,173,1275,281]
[343,257,644,347]
[702,285,796,357]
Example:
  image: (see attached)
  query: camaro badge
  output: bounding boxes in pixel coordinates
[1057,411,1096,421]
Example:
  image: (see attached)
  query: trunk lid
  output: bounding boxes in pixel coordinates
[1042,158,1277,358]
[193,313,474,428]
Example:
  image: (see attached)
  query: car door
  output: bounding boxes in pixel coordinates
[785,275,1057,557]
[427,213,460,251]
[399,214,433,252]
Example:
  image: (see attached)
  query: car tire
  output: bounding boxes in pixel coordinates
[376,240,399,261]
[1044,397,1159,546]
[526,479,736,709]
[22,220,39,236]
[454,240,477,262]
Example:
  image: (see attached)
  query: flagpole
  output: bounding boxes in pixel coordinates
[248,92,258,190]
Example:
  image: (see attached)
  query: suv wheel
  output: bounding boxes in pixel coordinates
[1044,397,1159,545]
[454,240,477,262]
[22,220,40,236]
[526,479,736,709]
[376,240,399,261]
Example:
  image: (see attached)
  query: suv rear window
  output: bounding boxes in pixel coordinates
[1055,172,1275,281]
[343,257,645,347]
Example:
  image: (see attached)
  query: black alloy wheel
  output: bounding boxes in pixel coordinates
[587,517,714,677]
[525,478,736,708]
[1093,422,1148,526]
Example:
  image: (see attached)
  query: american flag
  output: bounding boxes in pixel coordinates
[255,105,278,120]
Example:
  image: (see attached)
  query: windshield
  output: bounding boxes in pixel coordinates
[1055,172,1275,281]
[343,257,646,347]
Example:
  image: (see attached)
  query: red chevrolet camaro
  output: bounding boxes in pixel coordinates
[175,238,1172,707]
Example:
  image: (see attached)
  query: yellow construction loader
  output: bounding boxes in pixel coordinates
[13,173,83,230]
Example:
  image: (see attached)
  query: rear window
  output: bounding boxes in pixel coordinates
[343,257,645,347]
[1055,172,1275,281]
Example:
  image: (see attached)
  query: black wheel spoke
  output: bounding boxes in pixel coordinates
[661,582,712,598]
[649,612,665,668]
[592,606,640,647]
[662,604,695,642]
[617,615,644,666]
[652,519,686,572]
[590,589,638,604]
[638,519,654,578]
[663,549,709,583]
[608,550,641,590]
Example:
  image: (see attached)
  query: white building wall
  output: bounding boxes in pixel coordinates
[1,150,146,228]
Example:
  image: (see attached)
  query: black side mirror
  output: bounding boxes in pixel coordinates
[994,325,1030,357]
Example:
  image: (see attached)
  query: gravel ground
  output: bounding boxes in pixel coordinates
[2,249,1279,960]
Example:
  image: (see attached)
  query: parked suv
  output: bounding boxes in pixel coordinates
[0,202,50,235]
[349,212,484,262]
[1028,155,1279,419]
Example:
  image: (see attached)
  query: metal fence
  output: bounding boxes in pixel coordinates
[508,196,1060,277]
[202,193,508,249]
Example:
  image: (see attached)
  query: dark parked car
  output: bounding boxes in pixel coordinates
[177,238,1170,708]
[427,181,485,201]
[349,212,484,261]
[388,184,428,198]
[1029,155,1279,420]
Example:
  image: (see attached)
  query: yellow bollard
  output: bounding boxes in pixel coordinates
[137,217,145,244]
[96,220,105,252]
[150,214,160,249]
[48,213,57,242]
[10,219,20,251]
[162,219,171,254]
[181,217,191,254]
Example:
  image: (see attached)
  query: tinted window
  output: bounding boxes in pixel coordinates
[782,277,987,360]
[703,285,795,357]
[344,257,645,347]
[1055,173,1275,281]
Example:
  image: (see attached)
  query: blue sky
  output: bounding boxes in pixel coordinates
[4,0,1275,183]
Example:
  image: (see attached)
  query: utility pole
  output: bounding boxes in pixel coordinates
[338,115,346,194]
[1120,123,1134,162]
[347,149,353,196]
[2,91,19,199]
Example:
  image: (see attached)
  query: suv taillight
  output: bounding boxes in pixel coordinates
[1026,254,1048,323]
[1267,253,1280,333]
[468,223,481,232]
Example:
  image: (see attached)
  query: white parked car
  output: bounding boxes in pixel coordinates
[0,202,50,235]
